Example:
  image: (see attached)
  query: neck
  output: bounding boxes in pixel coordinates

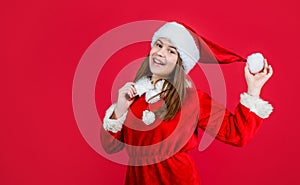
[151,75,159,84]
[151,75,166,84]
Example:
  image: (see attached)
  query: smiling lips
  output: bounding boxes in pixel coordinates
[153,58,165,66]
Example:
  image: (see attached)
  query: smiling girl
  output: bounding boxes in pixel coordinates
[101,22,273,185]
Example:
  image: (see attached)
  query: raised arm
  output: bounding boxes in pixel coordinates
[197,60,273,146]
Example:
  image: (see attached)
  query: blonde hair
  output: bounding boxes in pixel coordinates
[134,55,187,120]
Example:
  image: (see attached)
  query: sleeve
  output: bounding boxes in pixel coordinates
[100,104,128,154]
[197,90,273,147]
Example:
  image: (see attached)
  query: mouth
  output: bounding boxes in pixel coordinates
[152,58,165,66]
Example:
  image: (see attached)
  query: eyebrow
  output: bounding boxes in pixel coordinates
[157,39,177,50]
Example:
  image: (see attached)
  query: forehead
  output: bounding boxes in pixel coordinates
[156,37,176,48]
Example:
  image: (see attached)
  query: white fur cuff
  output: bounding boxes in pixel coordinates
[103,104,128,133]
[240,93,273,119]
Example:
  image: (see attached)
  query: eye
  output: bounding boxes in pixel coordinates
[169,49,176,54]
[155,43,163,48]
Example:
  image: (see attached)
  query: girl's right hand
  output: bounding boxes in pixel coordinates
[114,82,137,118]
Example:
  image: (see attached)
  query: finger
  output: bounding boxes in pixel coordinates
[120,88,133,98]
[125,93,131,100]
[121,82,133,90]
[129,84,137,94]
[262,59,268,74]
[124,87,136,98]
[264,58,269,66]
[126,82,135,87]
[267,65,273,78]
[126,88,133,98]
[244,63,249,73]
[244,63,252,76]
[129,88,137,98]
[128,83,137,94]
[125,91,133,99]
[121,83,135,92]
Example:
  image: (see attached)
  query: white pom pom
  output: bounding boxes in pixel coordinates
[142,110,156,125]
[247,53,265,74]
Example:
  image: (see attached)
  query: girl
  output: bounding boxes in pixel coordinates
[100,21,273,185]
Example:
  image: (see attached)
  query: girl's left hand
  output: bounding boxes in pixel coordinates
[245,59,273,97]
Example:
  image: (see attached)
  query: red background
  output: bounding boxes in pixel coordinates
[2,0,300,184]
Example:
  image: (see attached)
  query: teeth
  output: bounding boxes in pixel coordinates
[153,58,163,65]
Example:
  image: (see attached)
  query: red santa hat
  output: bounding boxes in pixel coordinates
[151,21,264,74]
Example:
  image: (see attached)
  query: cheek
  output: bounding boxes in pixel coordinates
[149,47,156,55]
[165,57,178,73]
[168,56,178,67]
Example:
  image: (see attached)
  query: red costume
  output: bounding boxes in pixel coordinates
[101,87,271,185]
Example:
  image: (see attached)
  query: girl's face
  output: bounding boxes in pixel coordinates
[149,38,179,81]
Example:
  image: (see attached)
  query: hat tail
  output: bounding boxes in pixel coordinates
[198,36,246,64]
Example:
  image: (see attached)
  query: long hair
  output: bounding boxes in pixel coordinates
[134,55,187,120]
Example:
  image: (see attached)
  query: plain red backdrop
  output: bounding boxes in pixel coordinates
[1,0,300,184]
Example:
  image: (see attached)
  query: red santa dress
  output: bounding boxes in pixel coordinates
[100,79,272,185]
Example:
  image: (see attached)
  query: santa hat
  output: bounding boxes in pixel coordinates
[151,22,263,74]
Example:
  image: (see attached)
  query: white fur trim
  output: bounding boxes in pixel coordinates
[134,76,192,125]
[247,53,265,74]
[145,79,165,103]
[146,90,160,103]
[155,78,165,91]
[103,104,128,133]
[134,77,166,104]
[134,76,153,96]
[151,22,200,74]
[142,110,156,125]
[240,93,273,119]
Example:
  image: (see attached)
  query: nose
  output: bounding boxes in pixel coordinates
[156,47,167,57]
